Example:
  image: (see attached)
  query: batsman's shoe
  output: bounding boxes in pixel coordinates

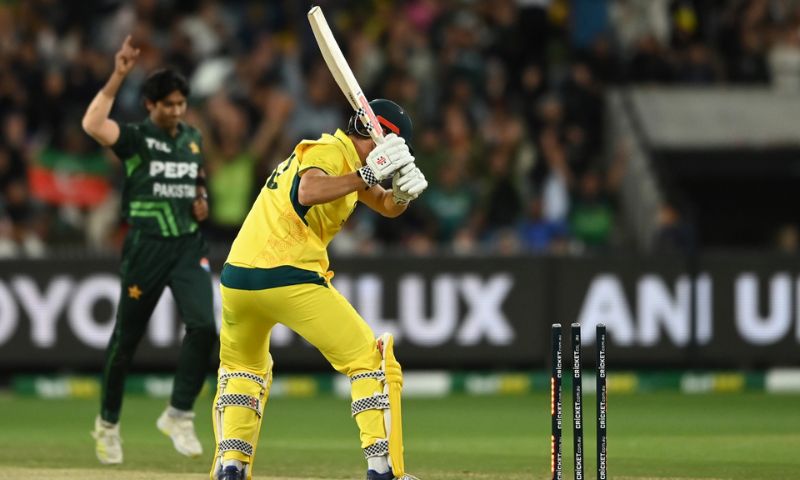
[217,465,245,480]
[91,416,122,465]
[156,409,203,457]
[367,469,420,480]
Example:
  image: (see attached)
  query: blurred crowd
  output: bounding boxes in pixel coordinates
[2,0,800,258]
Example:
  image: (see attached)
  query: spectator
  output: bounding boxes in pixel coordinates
[775,223,799,254]
[329,209,379,257]
[727,29,770,84]
[5,0,760,256]
[585,36,624,85]
[30,121,116,247]
[668,0,705,52]
[674,42,718,84]
[518,196,570,254]
[489,227,522,256]
[286,59,344,144]
[440,104,483,177]
[0,145,43,257]
[528,95,565,190]
[422,161,480,247]
[610,0,671,56]
[482,0,524,93]
[571,0,611,51]
[0,113,46,257]
[561,60,604,151]
[480,149,523,236]
[537,126,573,213]
[202,87,293,243]
[768,23,800,91]
[569,170,615,250]
[627,34,673,83]
[652,201,695,254]
[519,63,548,129]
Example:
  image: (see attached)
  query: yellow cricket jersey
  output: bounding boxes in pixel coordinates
[222,129,362,289]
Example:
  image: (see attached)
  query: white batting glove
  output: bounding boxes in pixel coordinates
[357,133,413,187]
[392,163,428,204]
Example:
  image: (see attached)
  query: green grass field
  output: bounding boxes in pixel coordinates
[0,392,798,479]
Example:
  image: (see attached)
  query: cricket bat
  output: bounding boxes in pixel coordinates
[308,8,409,475]
[307,6,385,145]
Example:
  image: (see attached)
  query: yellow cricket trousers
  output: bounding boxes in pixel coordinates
[214,280,387,466]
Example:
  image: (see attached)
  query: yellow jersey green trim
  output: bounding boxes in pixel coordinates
[289,173,311,225]
[220,263,327,290]
[332,129,360,167]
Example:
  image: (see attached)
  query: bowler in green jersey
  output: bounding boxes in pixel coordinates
[82,35,216,465]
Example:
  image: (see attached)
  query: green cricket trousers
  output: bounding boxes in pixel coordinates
[100,229,216,423]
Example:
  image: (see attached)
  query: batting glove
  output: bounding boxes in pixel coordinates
[392,163,428,204]
[358,133,413,187]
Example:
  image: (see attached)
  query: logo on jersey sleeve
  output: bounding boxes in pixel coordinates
[189,141,200,154]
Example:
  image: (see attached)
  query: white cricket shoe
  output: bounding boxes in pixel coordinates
[156,408,203,457]
[92,416,123,465]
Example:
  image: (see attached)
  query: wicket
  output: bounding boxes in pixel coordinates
[596,324,608,480]
[550,324,563,480]
[550,323,607,480]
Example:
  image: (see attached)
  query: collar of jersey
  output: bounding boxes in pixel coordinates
[332,129,361,168]
[145,117,186,139]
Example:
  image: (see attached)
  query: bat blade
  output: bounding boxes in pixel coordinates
[307,6,384,144]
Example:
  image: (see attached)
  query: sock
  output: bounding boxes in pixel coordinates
[167,405,194,419]
[222,459,244,470]
[367,455,390,474]
[100,419,117,429]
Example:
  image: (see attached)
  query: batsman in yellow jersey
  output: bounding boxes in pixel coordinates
[210,99,428,480]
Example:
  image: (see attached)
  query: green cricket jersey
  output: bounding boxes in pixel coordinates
[111,118,204,237]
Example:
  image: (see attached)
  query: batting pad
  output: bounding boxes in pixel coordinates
[351,335,407,475]
[350,367,389,452]
[210,359,272,480]
[378,333,406,477]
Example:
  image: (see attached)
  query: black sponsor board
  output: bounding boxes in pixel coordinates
[0,256,545,370]
[1,253,800,370]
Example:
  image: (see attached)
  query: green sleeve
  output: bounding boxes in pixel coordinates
[111,123,141,160]
[197,132,205,166]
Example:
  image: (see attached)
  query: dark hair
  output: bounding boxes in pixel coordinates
[141,68,189,103]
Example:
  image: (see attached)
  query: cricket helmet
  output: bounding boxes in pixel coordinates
[347,99,413,150]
